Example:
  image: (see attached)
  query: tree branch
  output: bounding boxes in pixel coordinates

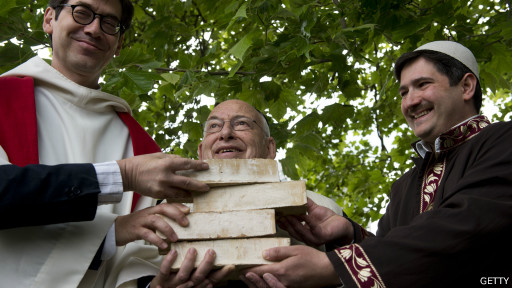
[154,67,256,76]
[192,0,208,24]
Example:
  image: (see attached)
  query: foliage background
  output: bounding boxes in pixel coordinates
[1,0,511,228]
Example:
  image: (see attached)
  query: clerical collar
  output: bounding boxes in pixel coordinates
[414,115,490,158]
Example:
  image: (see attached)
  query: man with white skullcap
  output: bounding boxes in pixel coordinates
[242,41,512,288]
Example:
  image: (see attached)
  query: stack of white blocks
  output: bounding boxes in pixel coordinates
[159,158,307,270]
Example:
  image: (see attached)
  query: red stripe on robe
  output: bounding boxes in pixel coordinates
[0,76,39,166]
[0,76,161,211]
[117,112,161,211]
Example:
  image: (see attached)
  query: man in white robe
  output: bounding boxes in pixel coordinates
[0,0,210,287]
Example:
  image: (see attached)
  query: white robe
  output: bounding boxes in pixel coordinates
[0,56,138,287]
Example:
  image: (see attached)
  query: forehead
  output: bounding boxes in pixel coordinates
[400,57,443,83]
[208,100,260,120]
[70,0,122,17]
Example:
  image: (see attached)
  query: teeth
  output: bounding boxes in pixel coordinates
[414,110,431,119]
[219,149,239,153]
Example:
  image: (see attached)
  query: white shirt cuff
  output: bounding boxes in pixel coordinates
[93,161,123,204]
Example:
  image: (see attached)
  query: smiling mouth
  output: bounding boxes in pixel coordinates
[413,109,432,119]
[217,149,241,154]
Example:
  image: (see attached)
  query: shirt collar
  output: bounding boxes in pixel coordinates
[413,115,485,158]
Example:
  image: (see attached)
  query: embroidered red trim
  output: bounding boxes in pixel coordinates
[335,244,386,288]
[438,115,490,151]
[419,115,490,213]
[420,156,446,213]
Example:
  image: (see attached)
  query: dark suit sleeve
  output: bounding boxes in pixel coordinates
[0,163,101,229]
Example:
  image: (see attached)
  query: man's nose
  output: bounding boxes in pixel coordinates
[219,122,235,139]
[402,89,422,110]
[83,17,102,36]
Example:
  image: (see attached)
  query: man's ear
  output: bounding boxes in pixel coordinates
[198,142,204,161]
[43,7,55,34]
[461,73,477,101]
[266,137,277,160]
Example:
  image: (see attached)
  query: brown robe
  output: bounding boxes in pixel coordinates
[328,116,512,288]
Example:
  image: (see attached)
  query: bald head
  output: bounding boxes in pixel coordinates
[198,100,276,160]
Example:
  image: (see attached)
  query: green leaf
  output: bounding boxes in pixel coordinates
[281,154,300,180]
[229,33,253,61]
[321,103,354,127]
[161,73,181,85]
[226,2,248,31]
[122,70,161,94]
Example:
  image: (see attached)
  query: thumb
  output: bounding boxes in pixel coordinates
[262,246,294,262]
[306,197,320,211]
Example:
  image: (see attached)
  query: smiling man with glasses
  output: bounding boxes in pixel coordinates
[204,116,267,135]
[0,0,220,287]
[43,0,130,89]
[57,3,125,35]
[199,100,276,160]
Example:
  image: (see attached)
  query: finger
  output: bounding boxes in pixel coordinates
[169,174,210,192]
[263,273,286,288]
[150,218,179,244]
[174,248,197,283]
[208,264,235,284]
[171,158,209,172]
[277,216,306,242]
[283,215,325,246]
[190,249,216,283]
[279,216,320,246]
[160,250,178,275]
[139,227,170,249]
[176,282,194,288]
[263,246,297,262]
[156,203,190,227]
[242,272,270,288]
[172,202,192,214]
[305,197,336,221]
[306,197,319,211]
[241,263,279,278]
[194,279,213,288]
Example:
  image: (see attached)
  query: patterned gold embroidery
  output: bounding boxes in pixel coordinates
[335,244,386,288]
[421,159,445,213]
[438,116,490,151]
[420,116,491,213]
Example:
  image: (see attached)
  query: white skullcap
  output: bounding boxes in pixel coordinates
[415,41,479,81]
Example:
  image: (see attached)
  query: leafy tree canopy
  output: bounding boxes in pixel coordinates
[1,0,511,227]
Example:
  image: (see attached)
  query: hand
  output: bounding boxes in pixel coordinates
[241,273,285,288]
[277,198,353,246]
[241,246,340,288]
[115,203,191,249]
[152,248,235,288]
[117,153,210,199]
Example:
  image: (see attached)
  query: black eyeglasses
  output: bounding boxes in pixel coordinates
[203,117,265,134]
[58,4,123,35]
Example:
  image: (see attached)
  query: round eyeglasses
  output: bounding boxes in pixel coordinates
[58,4,123,35]
[203,117,264,134]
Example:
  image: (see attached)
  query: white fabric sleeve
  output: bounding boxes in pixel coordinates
[93,161,124,204]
